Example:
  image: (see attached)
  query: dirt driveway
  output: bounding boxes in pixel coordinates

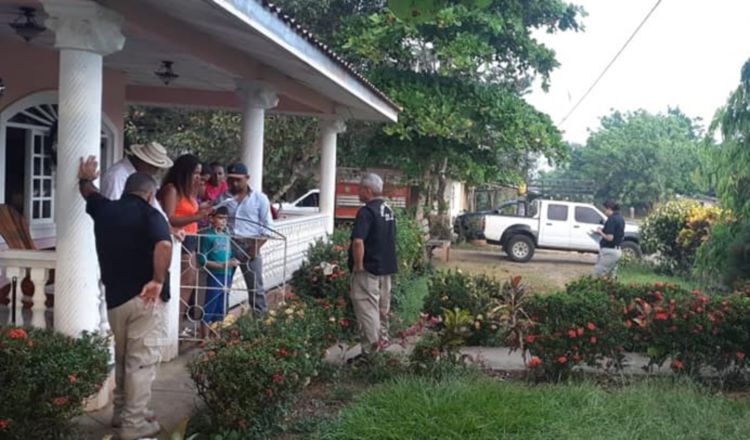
[435,246,598,294]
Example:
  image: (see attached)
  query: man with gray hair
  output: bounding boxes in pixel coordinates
[79,156,172,439]
[348,172,398,360]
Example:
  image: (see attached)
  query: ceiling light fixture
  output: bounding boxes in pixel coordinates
[0,78,5,99]
[10,7,46,43]
[154,61,179,86]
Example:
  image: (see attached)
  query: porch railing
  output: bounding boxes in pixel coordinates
[0,249,56,329]
[228,213,329,308]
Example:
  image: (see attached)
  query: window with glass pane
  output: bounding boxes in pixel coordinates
[575,207,604,225]
[29,132,54,222]
[547,204,569,221]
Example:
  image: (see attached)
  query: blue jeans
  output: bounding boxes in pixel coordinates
[203,270,232,323]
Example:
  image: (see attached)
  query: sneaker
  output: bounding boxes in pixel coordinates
[117,420,161,440]
[111,409,156,428]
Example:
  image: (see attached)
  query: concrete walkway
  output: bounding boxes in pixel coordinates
[75,348,202,440]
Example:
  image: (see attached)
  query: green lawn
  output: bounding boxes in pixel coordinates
[618,263,701,291]
[318,376,750,440]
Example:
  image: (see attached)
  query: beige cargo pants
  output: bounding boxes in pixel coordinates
[593,247,623,278]
[108,296,167,432]
[351,271,392,354]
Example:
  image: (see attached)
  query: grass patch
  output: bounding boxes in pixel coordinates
[618,263,701,291]
[318,376,750,439]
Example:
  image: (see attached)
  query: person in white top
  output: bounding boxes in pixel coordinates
[101,142,173,202]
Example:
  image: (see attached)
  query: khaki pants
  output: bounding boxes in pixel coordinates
[593,247,622,278]
[350,271,392,354]
[108,296,167,431]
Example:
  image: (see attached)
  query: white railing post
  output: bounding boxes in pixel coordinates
[29,267,49,329]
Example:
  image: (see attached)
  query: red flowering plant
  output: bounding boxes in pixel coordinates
[622,283,750,378]
[522,289,628,381]
[0,326,108,439]
[290,230,358,343]
[189,299,336,435]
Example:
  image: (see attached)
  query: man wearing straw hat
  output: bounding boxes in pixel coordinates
[101,142,173,204]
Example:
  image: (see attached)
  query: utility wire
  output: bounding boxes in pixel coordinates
[559,0,663,125]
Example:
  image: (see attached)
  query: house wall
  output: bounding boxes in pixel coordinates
[0,37,126,154]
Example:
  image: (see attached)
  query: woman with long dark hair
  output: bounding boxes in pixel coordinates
[158,154,212,329]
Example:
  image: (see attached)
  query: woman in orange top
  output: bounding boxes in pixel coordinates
[158,154,212,326]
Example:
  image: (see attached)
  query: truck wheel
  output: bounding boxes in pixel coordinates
[506,235,535,263]
[621,241,643,260]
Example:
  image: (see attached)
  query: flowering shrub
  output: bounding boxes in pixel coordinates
[641,200,724,273]
[521,277,750,382]
[190,297,334,435]
[523,288,628,380]
[0,327,109,439]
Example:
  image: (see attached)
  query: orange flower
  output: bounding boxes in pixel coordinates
[527,356,543,368]
[557,356,568,364]
[525,334,536,344]
[567,330,577,339]
[272,373,285,384]
[671,359,684,370]
[51,397,68,406]
[576,328,584,337]
[587,322,596,331]
[7,328,27,340]
[737,352,746,361]
[655,312,669,321]
[68,374,77,384]
[589,336,597,344]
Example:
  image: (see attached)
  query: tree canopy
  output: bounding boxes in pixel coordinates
[546,108,714,210]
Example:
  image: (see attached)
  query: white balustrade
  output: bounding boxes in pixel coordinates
[228,213,329,308]
[0,250,56,329]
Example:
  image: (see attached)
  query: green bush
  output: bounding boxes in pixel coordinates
[524,288,628,380]
[640,200,701,273]
[395,210,426,274]
[0,327,109,439]
[695,220,750,289]
[190,298,335,436]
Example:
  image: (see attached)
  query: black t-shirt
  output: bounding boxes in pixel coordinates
[86,193,172,309]
[600,212,625,248]
[348,199,398,276]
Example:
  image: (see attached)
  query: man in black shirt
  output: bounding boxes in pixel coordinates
[349,173,397,357]
[593,199,625,278]
[79,156,172,440]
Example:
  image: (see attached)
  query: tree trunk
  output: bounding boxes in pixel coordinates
[436,158,449,216]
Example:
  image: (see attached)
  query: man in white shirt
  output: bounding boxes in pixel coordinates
[216,162,274,314]
[101,142,173,203]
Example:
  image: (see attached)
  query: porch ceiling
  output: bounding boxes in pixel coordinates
[0,0,399,121]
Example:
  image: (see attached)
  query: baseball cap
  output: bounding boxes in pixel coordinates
[226,163,249,178]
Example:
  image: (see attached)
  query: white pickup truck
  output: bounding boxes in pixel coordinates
[462,199,642,262]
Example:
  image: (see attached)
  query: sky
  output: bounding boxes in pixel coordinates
[525,0,750,145]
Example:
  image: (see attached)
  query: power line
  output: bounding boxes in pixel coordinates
[559,0,663,126]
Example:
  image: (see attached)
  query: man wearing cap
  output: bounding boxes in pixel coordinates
[101,142,173,204]
[216,163,274,314]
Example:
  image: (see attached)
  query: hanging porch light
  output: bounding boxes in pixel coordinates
[9,7,46,43]
[154,61,179,86]
[0,78,5,99]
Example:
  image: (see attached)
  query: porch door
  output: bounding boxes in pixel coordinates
[5,103,113,226]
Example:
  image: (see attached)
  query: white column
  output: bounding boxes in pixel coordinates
[318,119,346,234]
[43,0,124,336]
[237,81,278,192]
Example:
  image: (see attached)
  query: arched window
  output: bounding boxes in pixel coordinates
[2,95,115,224]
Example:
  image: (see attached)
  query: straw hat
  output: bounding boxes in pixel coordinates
[127,142,173,168]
